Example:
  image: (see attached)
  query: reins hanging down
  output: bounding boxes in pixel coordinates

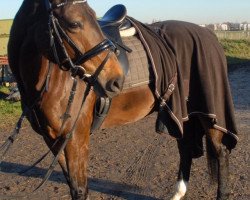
[33,81,91,193]
[0,112,26,165]
[0,77,91,198]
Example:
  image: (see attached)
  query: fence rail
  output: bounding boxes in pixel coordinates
[215,31,250,40]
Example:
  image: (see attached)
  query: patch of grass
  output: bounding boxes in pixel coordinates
[0,85,10,94]
[0,99,21,116]
[0,86,21,129]
[0,19,13,35]
[0,37,9,56]
[219,39,250,65]
[0,19,12,56]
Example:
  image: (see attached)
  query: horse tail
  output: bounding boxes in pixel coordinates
[205,134,218,183]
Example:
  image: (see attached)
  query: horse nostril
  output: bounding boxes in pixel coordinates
[107,77,124,92]
[113,79,120,89]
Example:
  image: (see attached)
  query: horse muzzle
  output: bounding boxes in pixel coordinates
[96,75,125,98]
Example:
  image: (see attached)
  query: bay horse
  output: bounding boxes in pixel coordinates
[6,1,237,200]
[8,0,124,199]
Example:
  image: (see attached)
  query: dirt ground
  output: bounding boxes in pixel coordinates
[0,65,249,200]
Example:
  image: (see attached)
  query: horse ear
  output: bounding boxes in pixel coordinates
[45,0,52,11]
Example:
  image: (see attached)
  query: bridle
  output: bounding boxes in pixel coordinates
[0,0,120,198]
[45,0,118,84]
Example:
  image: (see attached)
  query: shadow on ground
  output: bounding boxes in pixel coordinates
[0,91,9,99]
[227,56,250,71]
[1,161,159,200]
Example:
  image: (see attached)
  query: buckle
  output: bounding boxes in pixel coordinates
[168,83,175,93]
[71,65,86,78]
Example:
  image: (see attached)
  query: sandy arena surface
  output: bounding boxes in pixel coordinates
[0,65,249,199]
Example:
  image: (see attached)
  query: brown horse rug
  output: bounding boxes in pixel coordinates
[126,17,238,155]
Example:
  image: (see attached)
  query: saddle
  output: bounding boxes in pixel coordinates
[98,4,133,75]
[98,4,130,30]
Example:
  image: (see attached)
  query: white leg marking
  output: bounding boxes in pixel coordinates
[170,179,188,200]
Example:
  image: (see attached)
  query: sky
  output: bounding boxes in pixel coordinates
[0,0,249,24]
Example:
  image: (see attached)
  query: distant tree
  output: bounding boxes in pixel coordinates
[152,19,161,23]
[206,24,215,31]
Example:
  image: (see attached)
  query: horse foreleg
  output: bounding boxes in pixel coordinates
[58,152,71,185]
[171,139,192,200]
[64,129,90,200]
[206,129,230,200]
[43,136,71,184]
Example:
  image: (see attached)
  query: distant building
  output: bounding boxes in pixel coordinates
[221,23,229,31]
[200,21,250,32]
[241,23,250,31]
[228,23,241,31]
[214,24,224,31]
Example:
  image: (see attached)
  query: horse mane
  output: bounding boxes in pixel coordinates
[8,0,48,96]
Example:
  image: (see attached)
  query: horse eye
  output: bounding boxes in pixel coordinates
[68,22,81,29]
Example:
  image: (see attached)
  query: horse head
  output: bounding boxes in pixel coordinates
[44,0,125,98]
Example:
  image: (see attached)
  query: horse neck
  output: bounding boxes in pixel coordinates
[33,61,96,139]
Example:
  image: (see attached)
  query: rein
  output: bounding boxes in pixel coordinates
[1,0,118,197]
[33,79,92,193]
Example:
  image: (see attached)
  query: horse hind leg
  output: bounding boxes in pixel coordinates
[206,129,230,200]
[171,139,192,200]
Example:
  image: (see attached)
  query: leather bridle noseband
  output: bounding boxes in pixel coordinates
[45,0,117,84]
